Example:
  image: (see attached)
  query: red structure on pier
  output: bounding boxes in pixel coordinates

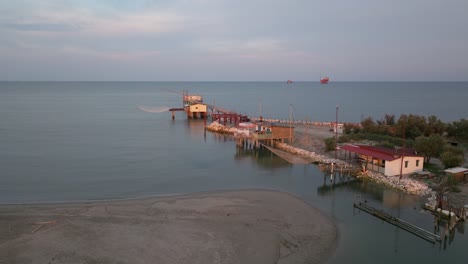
[211,113,250,126]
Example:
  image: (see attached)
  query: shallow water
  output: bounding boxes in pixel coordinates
[0,81,466,263]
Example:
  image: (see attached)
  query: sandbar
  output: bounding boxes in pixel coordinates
[0,190,337,264]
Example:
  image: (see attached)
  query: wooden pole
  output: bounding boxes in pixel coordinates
[335,106,339,159]
[289,104,292,144]
[399,117,406,180]
[204,112,207,127]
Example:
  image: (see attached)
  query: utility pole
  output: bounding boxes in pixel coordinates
[335,106,339,159]
[289,104,292,144]
[259,99,262,121]
[399,117,406,181]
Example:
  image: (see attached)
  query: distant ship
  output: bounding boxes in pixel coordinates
[320,76,329,84]
[287,80,293,84]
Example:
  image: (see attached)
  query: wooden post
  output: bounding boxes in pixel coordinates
[204,112,207,127]
[335,106,339,160]
[171,111,175,120]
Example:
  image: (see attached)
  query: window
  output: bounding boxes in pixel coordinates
[416,160,420,167]
[404,161,408,168]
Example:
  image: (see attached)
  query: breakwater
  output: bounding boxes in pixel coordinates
[275,141,432,196]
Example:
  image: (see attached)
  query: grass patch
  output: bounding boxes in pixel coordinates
[423,162,443,174]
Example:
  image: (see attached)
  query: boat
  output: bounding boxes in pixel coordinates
[320,76,329,84]
[287,80,293,84]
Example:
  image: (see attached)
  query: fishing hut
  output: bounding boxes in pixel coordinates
[236,121,295,150]
[169,91,207,120]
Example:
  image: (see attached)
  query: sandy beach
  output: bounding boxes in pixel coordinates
[0,190,337,264]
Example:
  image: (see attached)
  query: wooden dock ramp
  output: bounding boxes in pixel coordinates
[260,144,309,164]
[354,202,441,244]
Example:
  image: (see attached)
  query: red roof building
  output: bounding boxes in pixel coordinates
[340,144,424,176]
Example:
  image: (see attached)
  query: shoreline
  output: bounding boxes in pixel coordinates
[0,189,338,264]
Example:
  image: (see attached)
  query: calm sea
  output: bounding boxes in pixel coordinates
[1,81,467,263]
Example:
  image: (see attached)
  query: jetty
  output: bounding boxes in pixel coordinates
[354,202,441,244]
[260,144,309,164]
[168,90,437,198]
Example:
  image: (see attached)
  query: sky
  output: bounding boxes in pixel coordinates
[1,0,467,81]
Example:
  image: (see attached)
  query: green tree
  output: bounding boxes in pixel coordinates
[383,114,396,126]
[360,117,377,133]
[425,115,446,136]
[397,114,427,139]
[343,123,354,134]
[447,119,468,140]
[414,134,445,163]
[324,137,336,152]
[440,146,465,168]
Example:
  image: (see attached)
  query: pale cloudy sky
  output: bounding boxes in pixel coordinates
[1,0,467,81]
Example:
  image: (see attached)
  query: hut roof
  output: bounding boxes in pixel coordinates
[444,167,468,174]
[340,144,421,161]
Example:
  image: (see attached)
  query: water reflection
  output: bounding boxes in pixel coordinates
[313,161,466,252]
[234,146,291,169]
[196,124,468,255]
[434,212,465,251]
[316,171,356,196]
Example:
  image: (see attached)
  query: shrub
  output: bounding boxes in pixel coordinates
[324,137,336,152]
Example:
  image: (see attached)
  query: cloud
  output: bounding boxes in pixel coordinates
[192,38,318,64]
[2,7,190,36]
[86,12,188,36]
[5,22,81,32]
[196,39,282,55]
[59,46,161,61]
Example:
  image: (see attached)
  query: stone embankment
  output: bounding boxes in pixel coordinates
[206,121,433,196]
[356,170,433,196]
[275,142,342,165]
[206,121,237,134]
[276,142,432,196]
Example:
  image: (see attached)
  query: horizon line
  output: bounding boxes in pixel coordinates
[1,80,467,83]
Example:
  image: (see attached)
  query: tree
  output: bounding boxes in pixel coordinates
[440,146,465,168]
[324,138,336,152]
[383,114,396,126]
[360,117,377,133]
[447,119,468,140]
[425,115,446,136]
[414,134,445,163]
[403,114,427,139]
[343,123,361,134]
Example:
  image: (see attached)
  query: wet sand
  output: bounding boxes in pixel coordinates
[0,190,337,264]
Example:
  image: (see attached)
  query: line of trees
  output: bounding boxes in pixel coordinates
[342,114,467,168]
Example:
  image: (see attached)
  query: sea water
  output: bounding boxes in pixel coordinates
[0,81,467,263]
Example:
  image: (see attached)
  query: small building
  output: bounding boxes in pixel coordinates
[333,123,344,134]
[252,122,295,144]
[340,144,424,176]
[235,122,256,137]
[189,103,207,113]
[444,167,468,183]
[184,95,203,104]
[188,103,207,118]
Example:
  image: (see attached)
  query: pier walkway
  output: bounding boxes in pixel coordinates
[260,144,309,164]
[354,202,441,243]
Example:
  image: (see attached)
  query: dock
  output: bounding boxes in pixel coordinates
[260,144,309,164]
[354,202,441,243]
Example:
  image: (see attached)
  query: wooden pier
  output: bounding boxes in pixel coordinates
[260,144,309,164]
[354,202,441,243]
